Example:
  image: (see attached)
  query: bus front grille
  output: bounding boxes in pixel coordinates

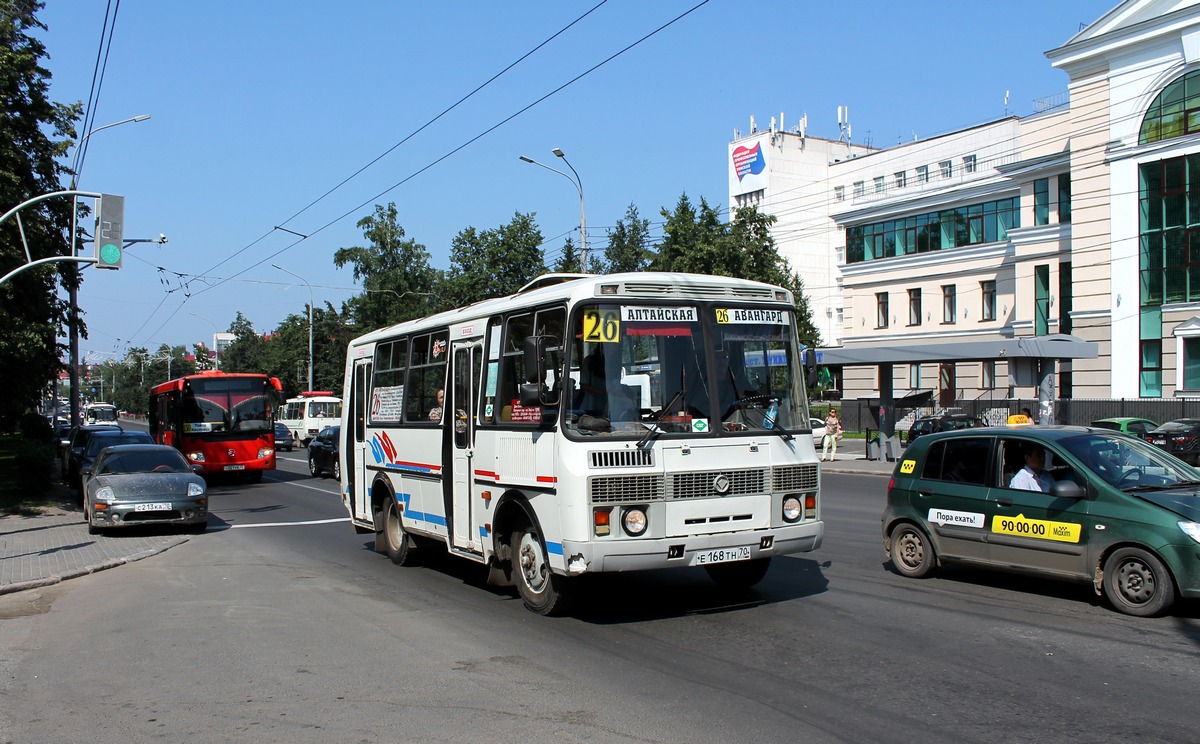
[773,464,819,492]
[617,281,777,300]
[669,469,765,500]
[589,474,665,504]
[589,450,653,469]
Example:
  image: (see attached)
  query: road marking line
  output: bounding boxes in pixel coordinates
[229,518,348,529]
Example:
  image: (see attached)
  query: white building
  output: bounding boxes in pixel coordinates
[730,0,1200,405]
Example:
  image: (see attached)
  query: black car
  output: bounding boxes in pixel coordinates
[274,422,295,452]
[308,425,340,479]
[75,429,155,493]
[907,413,984,444]
[62,424,122,487]
[1144,418,1200,465]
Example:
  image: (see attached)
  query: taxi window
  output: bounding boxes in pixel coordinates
[921,437,991,485]
[1001,439,1083,491]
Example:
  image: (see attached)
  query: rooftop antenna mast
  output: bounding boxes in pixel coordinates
[837,105,852,154]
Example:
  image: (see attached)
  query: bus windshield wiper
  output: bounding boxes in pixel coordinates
[638,388,686,448]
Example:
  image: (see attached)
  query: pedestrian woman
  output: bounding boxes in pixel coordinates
[821,408,842,461]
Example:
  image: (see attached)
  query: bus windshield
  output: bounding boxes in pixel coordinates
[564,303,807,437]
[181,377,273,434]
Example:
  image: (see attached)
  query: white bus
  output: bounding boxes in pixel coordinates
[278,392,342,446]
[339,272,824,615]
[83,402,119,425]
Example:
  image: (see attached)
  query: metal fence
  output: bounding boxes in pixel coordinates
[814,397,1200,438]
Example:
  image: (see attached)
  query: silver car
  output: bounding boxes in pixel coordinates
[83,444,209,535]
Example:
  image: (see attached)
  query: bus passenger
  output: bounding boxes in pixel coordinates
[429,389,445,422]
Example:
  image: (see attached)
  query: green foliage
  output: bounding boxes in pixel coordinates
[334,202,439,331]
[18,410,52,443]
[13,437,52,494]
[603,203,653,274]
[0,1,83,428]
[442,211,545,307]
[221,312,269,374]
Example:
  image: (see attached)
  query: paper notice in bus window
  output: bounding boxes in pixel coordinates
[486,362,499,397]
[509,400,542,422]
[183,422,212,433]
[371,385,404,423]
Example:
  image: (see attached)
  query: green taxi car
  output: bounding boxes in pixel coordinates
[882,426,1200,616]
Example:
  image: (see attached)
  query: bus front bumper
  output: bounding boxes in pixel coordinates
[559,520,823,574]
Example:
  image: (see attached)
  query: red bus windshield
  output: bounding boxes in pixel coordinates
[181,377,273,435]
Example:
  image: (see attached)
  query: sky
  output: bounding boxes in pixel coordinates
[34,0,1111,364]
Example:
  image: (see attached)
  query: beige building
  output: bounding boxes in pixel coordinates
[730,0,1200,406]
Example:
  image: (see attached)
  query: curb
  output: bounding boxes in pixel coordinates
[0,538,189,597]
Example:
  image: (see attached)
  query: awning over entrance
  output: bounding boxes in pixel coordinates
[818,333,1097,366]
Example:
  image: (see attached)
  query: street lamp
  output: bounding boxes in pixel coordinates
[188,312,220,370]
[273,264,313,391]
[520,148,587,272]
[66,114,151,426]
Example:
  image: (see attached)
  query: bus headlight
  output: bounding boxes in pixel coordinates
[188,452,205,463]
[622,507,648,536]
[782,496,802,522]
[258,447,273,459]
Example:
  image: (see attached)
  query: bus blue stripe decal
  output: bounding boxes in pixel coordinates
[396,492,447,528]
[546,541,563,555]
[385,462,438,475]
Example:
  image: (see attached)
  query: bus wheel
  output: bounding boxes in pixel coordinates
[383,497,420,566]
[705,557,771,590]
[512,528,572,616]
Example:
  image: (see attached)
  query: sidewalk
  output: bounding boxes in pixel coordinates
[0,452,895,596]
[0,481,189,597]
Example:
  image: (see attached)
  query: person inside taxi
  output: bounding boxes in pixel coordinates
[1009,443,1054,492]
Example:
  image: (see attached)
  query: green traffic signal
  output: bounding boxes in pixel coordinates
[96,194,124,269]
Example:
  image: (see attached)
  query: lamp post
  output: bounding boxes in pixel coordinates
[273,264,313,391]
[520,147,587,272]
[188,312,220,370]
[66,114,151,426]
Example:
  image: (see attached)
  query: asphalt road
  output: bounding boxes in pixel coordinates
[1,456,1198,743]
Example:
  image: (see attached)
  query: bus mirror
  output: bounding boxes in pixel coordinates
[524,336,547,383]
[519,382,542,407]
[804,348,819,388]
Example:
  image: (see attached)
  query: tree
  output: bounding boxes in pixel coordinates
[441,211,545,307]
[220,312,270,374]
[0,1,82,428]
[604,202,654,274]
[650,194,726,274]
[335,202,439,332]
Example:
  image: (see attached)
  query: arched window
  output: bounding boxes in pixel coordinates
[1140,70,1200,144]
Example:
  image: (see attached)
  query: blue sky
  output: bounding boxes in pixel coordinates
[36,0,1109,361]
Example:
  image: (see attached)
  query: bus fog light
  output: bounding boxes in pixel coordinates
[782,496,802,522]
[805,493,817,519]
[622,507,648,536]
[594,508,611,536]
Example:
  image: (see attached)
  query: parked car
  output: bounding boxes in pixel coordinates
[61,424,122,487]
[1090,417,1159,437]
[809,417,827,441]
[883,426,1200,616]
[907,413,984,444]
[274,422,295,452]
[308,425,341,479]
[82,444,208,535]
[1144,419,1200,465]
[74,429,155,493]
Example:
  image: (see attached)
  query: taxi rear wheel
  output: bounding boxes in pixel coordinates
[889,523,935,578]
[1103,547,1176,617]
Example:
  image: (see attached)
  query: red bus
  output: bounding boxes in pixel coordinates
[148,371,283,481]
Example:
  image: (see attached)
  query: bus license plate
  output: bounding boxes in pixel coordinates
[135,503,171,512]
[224,464,245,471]
[690,546,751,566]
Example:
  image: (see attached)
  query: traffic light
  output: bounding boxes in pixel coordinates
[95,194,124,269]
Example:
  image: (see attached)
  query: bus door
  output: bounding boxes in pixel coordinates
[448,340,484,552]
[349,357,372,523]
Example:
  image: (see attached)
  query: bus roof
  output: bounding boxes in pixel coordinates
[347,271,792,348]
[148,371,282,396]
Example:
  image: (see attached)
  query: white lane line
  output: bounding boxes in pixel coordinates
[229,517,348,529]
[262,476,339,496]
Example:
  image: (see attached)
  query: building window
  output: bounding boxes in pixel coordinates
[835,245,845,262]
[1184,337,1200,390]
[1035,264,1050,335]
[939,160,952,179]
[877,292,889,329]
[981,280,996,321]
[1058,174,1071,223]
[910,364,921,388]
[1138,156,1200,307]
[1139,70,1200,144]
[844,197,1020,263]
[735,189,764,209]
[982,360,996,390]
[834,185,844,202]
[1058,262,1072,334]
[853,181,865,198]
[1141,340,1163,397]
[916,165,929,184]
[874,176,885,194]
[895,171,907,189]
[908,288,922,325]
[1034,178,1049,226]
[942,284,956,323]
[963,154,977,173]
[836,307,844,324]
